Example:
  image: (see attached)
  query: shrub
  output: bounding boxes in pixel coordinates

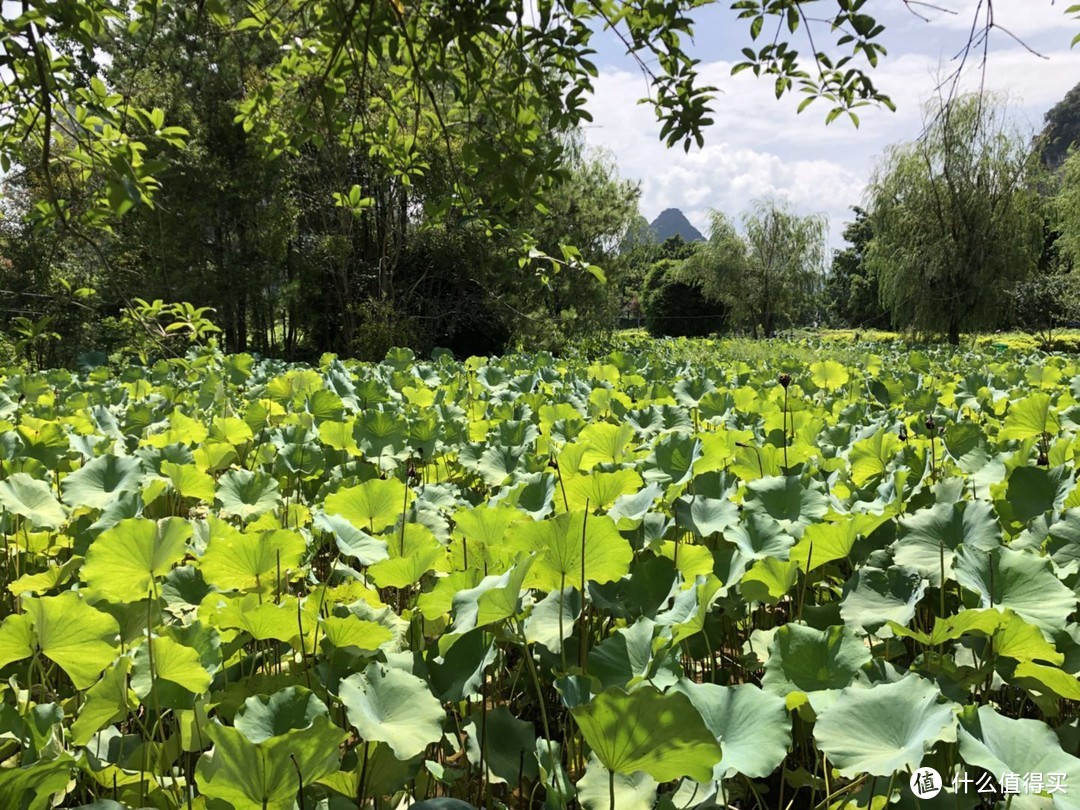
[642,259,726,337]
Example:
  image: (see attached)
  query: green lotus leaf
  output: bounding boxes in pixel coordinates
[953,545,1075,633]
[674,492,739,538]
[743,475,828,534]
[305,388,344,422]
[70,659,134,746]
[957,705,1080,807]
[325,477,410,533]
[536,738,575,809]
[738,557,799,605]
[810,359,850,391]
[565,469,644,512]
[160,460,216,502]
[671,680,791,779]
[659,574,724,645]
[0,613,35,672]
[814,674,959,778]
[761,623,871,707]
[8,591,121,690]
[570,686,722,783]
[216,468,281,521]
[265,369,324,405]
[464,705,538,785]
[131,634,212,698]
[893,500,1001,587]
[790,511,892,572]
[199,518,306,593]
[999,392,1057,441]
[1012,661,1080,701]
[17,420,71,469]
[320,615,393,654]
[427,627,497,702]
[196,687,346,809]
[491,472,556,520]
[8,556,81,597]
[451,504,523,555]
[839,564,928,634]
[642,434,702,486]
[216,595,317,643]
[1006,465,1074,524]
[525,587,582,655]
[724,511,796,560]
[0,754,77,810]
[61,454,144,509]
[587,617,680,691]
[82,517,191,599]
[943,421,991,473]
[369,522,447,588]
[339,662,446,760]
[0,473,67,528]
[577,422,636,469]
[510,511,632,592]
[475,444,527,488]
[673,376,716,407]
[848,428,903,486]
[354,408,408,459]
[450,556,532,634]
[576,754,657,810]
[313,510,389,566]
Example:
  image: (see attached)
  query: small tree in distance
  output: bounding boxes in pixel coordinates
[866,92,1043,344]
[684,199,827,338]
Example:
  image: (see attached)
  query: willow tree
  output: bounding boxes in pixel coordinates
[866,94,1042,344]
[687,200,827,338]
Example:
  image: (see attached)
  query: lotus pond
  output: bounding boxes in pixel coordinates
[0,339,1079,809]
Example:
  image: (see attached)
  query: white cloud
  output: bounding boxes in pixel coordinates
[903,0,1077,40]
[584,32,1080,248]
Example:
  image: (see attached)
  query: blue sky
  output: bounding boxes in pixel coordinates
[577,0,1080,248]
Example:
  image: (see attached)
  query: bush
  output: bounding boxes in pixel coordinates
[642,259,727,337]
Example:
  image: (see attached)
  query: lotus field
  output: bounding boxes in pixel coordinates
[2,340,1080,810]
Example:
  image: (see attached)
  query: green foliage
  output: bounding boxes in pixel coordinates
[825,206,889,329]
[1040,80,1080,169]
[641,259,725,337]
[1,337,1080,808]
[1056,147,1080,272]
[867,93,1043,343]
[686,199,828,337]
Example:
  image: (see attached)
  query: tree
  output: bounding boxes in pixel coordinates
[4,0,1074,241]
[3,0,1078,361]
[1040,82,1080,170]
[642,258,726,337]
[866,93,1043,344]
[1008,272,1080,350]
[686,200,827,338]
[825,207,889,329]
[1057,149,1080,269]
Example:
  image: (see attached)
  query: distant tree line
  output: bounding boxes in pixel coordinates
[639,85,1080,347]
[4,0,1080,362]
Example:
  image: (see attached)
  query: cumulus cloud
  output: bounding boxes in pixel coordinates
[583,16,1080,248]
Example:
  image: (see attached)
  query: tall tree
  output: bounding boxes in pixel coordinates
[866,93,1042,344]
[825,207,889,329]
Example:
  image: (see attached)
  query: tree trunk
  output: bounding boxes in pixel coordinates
[947,318,960,345]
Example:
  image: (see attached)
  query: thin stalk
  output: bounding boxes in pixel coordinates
[797,542,814,621]
[579,501,589,670]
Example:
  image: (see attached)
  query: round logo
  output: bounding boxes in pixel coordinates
[910,767,943,799]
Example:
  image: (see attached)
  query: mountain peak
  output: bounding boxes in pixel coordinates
[649,208,704,243]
